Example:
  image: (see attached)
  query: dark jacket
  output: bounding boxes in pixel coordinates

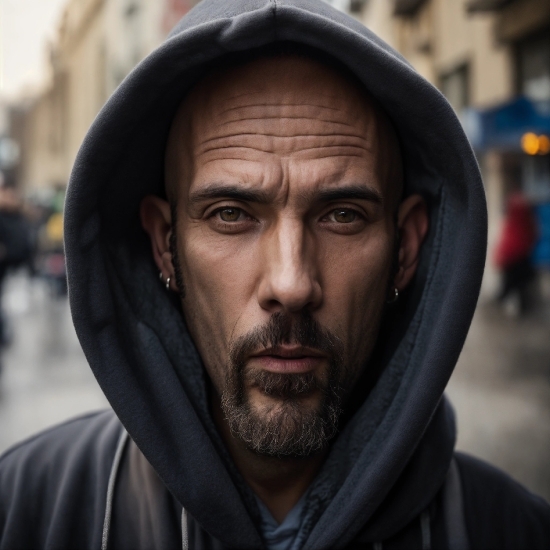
[1,1,549,549]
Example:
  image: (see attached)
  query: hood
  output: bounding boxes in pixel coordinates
[64,1,487,548]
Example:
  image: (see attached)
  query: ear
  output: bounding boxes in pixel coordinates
[140,195,178,292]
[393,194,429,292]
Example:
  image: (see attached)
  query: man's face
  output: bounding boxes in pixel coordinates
[165,56,401,457]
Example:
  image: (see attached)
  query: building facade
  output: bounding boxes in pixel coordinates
[8,0,201,194]
[358,0,550,293]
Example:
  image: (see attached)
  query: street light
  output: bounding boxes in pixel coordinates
[521,132,550,156]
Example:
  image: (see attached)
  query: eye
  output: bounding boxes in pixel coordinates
[331,209,358,223]
[217,207,244,222]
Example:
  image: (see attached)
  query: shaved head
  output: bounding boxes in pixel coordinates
[165,52,404,211]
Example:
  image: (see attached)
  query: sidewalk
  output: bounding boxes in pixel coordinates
[0,275,107,453]
[447,299,550,501]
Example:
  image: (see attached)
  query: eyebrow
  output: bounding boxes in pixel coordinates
[314,185,382,205]
[189,185,271,204]
[188,183,383,205]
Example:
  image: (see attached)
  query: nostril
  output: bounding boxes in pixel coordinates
[258,275,321,312]
[257,229,322,311]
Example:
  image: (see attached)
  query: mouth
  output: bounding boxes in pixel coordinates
[249,346,327,374]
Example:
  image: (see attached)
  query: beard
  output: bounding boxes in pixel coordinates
[220,312,349,458]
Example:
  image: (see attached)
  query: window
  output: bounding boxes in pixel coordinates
[440,64,470,113]
[516,30,550,101]
[393,0,428,17]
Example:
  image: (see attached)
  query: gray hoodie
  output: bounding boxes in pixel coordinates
[1,1,549,549]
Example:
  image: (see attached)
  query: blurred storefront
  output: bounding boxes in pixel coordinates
[469,0,550,270]
[3,0,201,195]
[358,0,550,297]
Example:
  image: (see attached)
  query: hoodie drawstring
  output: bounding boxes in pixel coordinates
[102,429,130,550]
[181,507,189,550]
[421,510,431,550]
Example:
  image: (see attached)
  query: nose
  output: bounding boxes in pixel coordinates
[257,218,322,313]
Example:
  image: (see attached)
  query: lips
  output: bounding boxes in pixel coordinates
[249,346,326,374]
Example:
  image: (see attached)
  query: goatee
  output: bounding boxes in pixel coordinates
[221,312,348,458]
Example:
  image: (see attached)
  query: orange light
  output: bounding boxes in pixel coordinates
[522,132,540,155]
[539,135,550,155]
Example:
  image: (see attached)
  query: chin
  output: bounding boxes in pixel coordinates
[252,386,322,411]
[224,390,340,458]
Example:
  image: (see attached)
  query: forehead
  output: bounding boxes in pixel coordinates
[165,55,401,207]
[187,56,378,140]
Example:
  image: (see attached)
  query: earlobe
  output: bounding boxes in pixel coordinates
[140,195,178,291]
[393,194,429,292]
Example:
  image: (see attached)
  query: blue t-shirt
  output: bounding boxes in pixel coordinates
[255,491,309,550]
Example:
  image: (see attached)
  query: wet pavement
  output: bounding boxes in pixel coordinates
[0,274,107,452]
[0,273,549,502]
[447,298,550,501]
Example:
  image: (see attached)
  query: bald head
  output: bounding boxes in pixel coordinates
[165,54,403,211]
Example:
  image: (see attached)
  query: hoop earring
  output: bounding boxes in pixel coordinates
[387,287,399,304]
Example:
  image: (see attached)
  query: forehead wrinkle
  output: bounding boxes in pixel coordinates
[196,132,370,148]
[198,143,372,158]
[212,104,352,130]
[223,88,343,102]
[218,102,343,115]
[199,104,377,146]
[200,152,367,163]
[218,117,358,128]
[200,153,368,166]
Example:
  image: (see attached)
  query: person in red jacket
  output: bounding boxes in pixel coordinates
[494,191,538,313]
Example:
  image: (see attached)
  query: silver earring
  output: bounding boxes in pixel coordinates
[387,287,399,304]
[159,271,171,291]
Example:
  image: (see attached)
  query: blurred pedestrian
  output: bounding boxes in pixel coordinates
[0,186,32,348]
[494,191,538,314]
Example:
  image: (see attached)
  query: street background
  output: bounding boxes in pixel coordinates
[0,0,549,502]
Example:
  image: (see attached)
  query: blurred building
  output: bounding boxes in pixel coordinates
[359,0,550,295]
[323,0,367,15]
[5,0,200,194]
[4,0,550,295]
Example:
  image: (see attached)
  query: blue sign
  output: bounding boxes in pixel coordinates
[475,96,550,151]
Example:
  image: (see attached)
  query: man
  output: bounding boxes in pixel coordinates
[1,1,549,549]
[0,186,32,352]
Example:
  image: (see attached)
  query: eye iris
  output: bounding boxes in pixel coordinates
[334,209,355,223]
[220,208,240,222]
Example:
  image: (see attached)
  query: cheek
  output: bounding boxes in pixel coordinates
[319,225,394,357]
[177,226,261,383]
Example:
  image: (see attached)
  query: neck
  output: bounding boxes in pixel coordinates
[212,394,326,524]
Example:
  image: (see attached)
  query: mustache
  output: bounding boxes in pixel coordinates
[229,312,342,370]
